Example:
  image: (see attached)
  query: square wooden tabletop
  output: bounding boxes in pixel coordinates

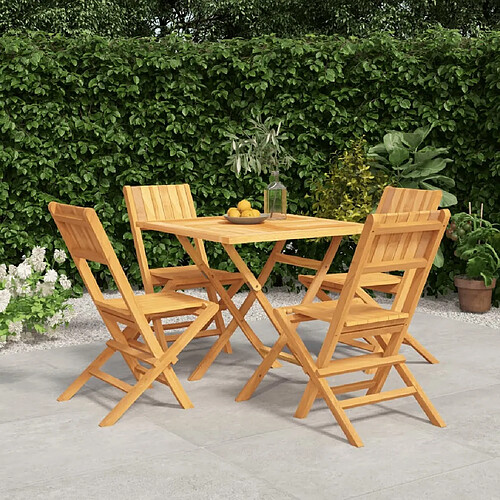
[138,214,363,245]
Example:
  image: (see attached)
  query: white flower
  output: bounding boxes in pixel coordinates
[16,261,32,280]
[8,265,17,277]
[59,274,72,290]
[46,311,63,329]
[0,289,11,313]
[7,321,23,335]
[0,264,7,281]
[16,283,32,297]
[36,282,55,297]
[29,246,47,272]
[43,269,58,283]
[4,275,15,292]
[62,308,74,323]
[53,249,67,264]
[31,246,46,260]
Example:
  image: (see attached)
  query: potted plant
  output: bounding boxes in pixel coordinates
[226,115,294,218]
[446,211,500,313]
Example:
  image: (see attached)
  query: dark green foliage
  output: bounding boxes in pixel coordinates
[0,1,155,37]
[0,30,499,296]
[1,1,498,39]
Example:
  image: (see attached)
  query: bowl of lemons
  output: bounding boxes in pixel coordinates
[224,200,270,224]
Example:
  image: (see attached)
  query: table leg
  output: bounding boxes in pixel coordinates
[177,236,285,380]
[237,236,345,401]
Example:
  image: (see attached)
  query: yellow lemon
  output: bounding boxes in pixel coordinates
[251,209,260,217]
[227,207,240,217]
[240,209,254,217]
[237,199,252,212]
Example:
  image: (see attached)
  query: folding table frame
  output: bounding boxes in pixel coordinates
[137,215,363,381]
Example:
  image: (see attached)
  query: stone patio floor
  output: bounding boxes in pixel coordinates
[1,312,499,499]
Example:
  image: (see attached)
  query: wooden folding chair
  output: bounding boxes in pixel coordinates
[124,184,244,355]
[238,209,450,447]
[299,186,442,363]
[49,202,219,426]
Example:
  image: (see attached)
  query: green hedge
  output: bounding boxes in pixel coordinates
[0,30,499,297]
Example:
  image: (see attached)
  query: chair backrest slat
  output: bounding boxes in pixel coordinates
[49,202,137,308]
[376,186,442,214]
[362,211,446,275]
[124,184,206,293]
[317,209,449,366]
[129,185,197,222]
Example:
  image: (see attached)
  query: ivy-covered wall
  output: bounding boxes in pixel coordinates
[0,31,499,294]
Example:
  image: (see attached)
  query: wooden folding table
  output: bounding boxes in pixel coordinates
[138,215,363,381]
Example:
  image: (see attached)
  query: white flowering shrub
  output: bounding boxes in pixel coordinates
[0,247,74,342]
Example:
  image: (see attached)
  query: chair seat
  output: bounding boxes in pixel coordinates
[96,292,210,319]
[299,272,402,293]
[150,265,242,287]
[289,299,408,328]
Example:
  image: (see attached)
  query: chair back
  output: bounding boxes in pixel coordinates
[123,184,206,292]
[319,209,449,363]
[345,209,449,313]
[125,184,197,222]
[48,201,137,310]
[376,186,441,214]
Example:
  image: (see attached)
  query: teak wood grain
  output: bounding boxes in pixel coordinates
[237,208,450,447]
[124,184,245,357]
[299,186,442,364]
[138,214,363,245]
[140,213,362,380]
[49,201,219,426]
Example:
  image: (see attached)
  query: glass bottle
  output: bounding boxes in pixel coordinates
[264,170,287,219]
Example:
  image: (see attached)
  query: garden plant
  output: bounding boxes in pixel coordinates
[0,247,73,343]
[446,212,500,312]
[367,125,457,207]
[0,30,498,301]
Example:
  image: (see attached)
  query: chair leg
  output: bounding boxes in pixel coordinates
[275,310,364,447]
[236,334,288,402]
[153,318,168,351]
[188,327,233,381]
[395,363,446,427]
[99,357,186,427]
[315,377,364,447]
[294,380,318,419]
[403,333,439,364]
[99,305,219,427]
[158,365,194,410]
[58,346,115,401]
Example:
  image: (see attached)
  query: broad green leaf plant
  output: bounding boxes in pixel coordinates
[368,125,457,207]
[445,213,500,287]
[0,247,74,344]
[226,116,294,176]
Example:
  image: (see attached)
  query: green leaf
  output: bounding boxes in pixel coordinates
[388,146,409,167]
[420,182,457,206]
[424,174,455,189]
[433,245,444,268]
[414,147,449,164]
[383,132,404,153]
[403,158,450,178]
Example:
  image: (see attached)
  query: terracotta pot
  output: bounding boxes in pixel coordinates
[454,276,497,313]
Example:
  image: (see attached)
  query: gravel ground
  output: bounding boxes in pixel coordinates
[1,286,498,355]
